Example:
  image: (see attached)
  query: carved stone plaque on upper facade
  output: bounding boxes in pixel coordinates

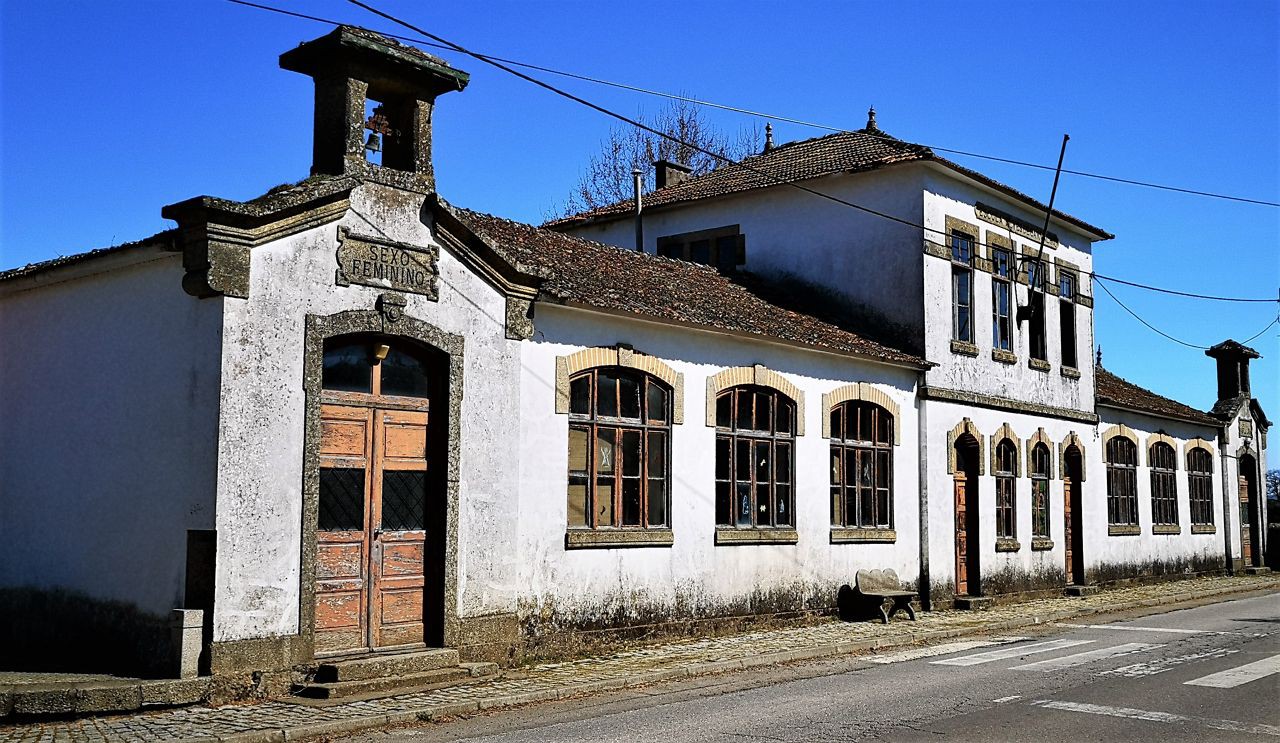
[1239,418,1253,439]
[975,202,1059,249]
[336,228,439,300]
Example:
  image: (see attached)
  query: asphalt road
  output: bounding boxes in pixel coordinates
[344,591,1280,742]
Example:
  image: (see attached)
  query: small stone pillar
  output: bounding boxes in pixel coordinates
[171,609,204,679]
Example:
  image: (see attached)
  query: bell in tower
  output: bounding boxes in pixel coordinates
[279,26,470,191]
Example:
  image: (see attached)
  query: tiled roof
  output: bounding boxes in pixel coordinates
[1095,368,1219,427]
[449,205,928,367]
[545,128,1112,240]
[0,230,177,284]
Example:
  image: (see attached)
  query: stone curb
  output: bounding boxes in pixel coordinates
[191,581,1277,743]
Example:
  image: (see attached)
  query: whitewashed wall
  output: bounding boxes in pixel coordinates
[921,169,1097,413]
[0,251,223,615]
[564,166,928,347]
[1089,408,1226,577]
[211,183,522,642]
[515,304,922,630]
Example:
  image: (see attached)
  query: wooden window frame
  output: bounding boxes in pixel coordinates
[1058,271,1078,369]
[994,438,1018,540]
[1149,442,1179,527]
[567,367,672,532]
[1031,442,1051,539]
[951,231,975,344]
[829,401,894,530]
[714,386,797,531]
[1106,437,1140,527]
[991,248,1013,352]
[656,225,745,270]
[1026,259,1048,363]
[1187,447,1214,526]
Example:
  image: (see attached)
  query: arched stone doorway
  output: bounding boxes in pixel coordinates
[1239,453,1262,569]
[1063,445,1085,585]
[954,433,981,597]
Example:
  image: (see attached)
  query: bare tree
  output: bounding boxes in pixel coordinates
[554,99,761,218]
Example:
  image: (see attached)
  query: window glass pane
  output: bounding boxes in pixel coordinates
[830,405,843,441]
[830,447,842,485]
[735,438,751,482]
[754,390,773,431]
[844,485,858,528]
[568,478,588,527]
[618,373,641,419]
[877,411,892,445]
[831,486,842,525]
[646,382,668,422]
[716,436,731,480]
[570,376,591,415]
[595,481,614,526]
[736,482,752,526]
[876,450,889,488]
[754,440,771,483]
[776,485,791,526]
[858,452,874,488]
[859,487,874,529]
[736,389,754,430]
[380,345,431,397]
[647,479,666,527]
[689,239,712,265]
[776,400,793,435]
[876,489,890,528]
[319,468,364,530]
[621,430,641,477]
[756,484,771,525]
[716,481,731,525]
[597,371,619,418]
[568,427,590,473]
[775,442,792,484]
[648,431,666,476]
[322,341,372,393]
[381,470,426,530]
[596,428,616,473]
[716,393,732,428]
[621,479,642,525]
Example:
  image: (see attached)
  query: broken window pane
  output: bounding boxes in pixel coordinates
[595,481,614,526]
[621,479,641,525]
[619,373,641,420]
[716,392,732,428]
[647,382,668,422]
[570,376,591,415]
[716,481,732,525]
[736,482,752,526]
[323,340,373,393]
[597,370,619,418]
[647,479,667,527]
[775,485,791,526]
[648,431,666,476]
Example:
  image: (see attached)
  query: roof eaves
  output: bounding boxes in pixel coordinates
[0,229,178,285]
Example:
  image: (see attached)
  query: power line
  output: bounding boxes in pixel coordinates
[1097,277,1280,350]
[229,0,1280,209]
[229,0,1280,307]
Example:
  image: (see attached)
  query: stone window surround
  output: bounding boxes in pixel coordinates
[705,364,805,436]
[1103,425,1141,532]
[946,418,986,475]
[1026,428,1056,480]
[1058,431,1087,482]
[1146,432,1180,470]
[1101,423,1138,449]
[990,423,1023,477]
[946,216,978,348]
[922,235,1094,308]
[554,345,685,424]
[1184,437,1216,461]
[821,382,903,445]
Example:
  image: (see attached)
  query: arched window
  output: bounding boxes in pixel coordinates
[994,439,1017,540]
[1150,442,1178,527]
[1188,447,1214,526]
[322,336,433,398]
[829,401,893,529]
[714,386,796,529]
[1030,443,1051,539]
[567,367,671,529]
[1106,437,1139,527]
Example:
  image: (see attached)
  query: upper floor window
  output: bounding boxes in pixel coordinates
[951,232,975,344]
[1188,447,1214,526]
[657,225,744,272]
[1031,443,1051,539]
[567,368,671,530]
[1026,258,1048,362]
[994,439,1017,539]
[991,248,1013,351]
[1059,271,1078,369]
[1106,437,1139,527]
[715,386,796,529]
[1150,442,1178,526]
[830,401,894,529]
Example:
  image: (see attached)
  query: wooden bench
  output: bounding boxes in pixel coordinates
[855,568,917,623]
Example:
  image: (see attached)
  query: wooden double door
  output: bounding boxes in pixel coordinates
[315,401,432,655]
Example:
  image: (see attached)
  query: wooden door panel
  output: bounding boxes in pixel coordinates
[371,410,429,649]
[1064,479,1074,584]
[315,403,373,655]
[955,476,969,596]
[1239,476,1253,564]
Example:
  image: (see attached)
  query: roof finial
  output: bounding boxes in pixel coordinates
[866,106,877,131]
[763,122,774,153]
[1096,345,1103,368]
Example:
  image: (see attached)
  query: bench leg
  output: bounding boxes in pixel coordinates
[878,602,891,624]
[902,599,916,621]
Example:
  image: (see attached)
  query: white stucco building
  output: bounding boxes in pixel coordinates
[0,27,1269,693]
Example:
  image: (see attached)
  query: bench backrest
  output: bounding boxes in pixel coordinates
[856,568,900,593]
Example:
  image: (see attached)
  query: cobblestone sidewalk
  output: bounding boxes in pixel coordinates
[3,574,1276,743]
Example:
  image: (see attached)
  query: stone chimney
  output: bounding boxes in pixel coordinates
[653,159,692,189]
[279,26,469,190]
[1205,339,1260,404]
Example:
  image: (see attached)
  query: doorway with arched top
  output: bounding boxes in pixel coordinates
[953,433,981,597]
[1063,444,1085,585]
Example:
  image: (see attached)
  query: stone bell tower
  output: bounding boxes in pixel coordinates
[279,26,470,190]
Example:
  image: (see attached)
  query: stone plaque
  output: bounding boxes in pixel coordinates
[335,228,439,299]
[1239,418,1253,439]
[975,202,1059,248]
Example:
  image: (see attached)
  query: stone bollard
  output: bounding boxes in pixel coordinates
[171,609,204,679]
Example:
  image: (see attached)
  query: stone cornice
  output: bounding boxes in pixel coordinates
[920,386,1098,424]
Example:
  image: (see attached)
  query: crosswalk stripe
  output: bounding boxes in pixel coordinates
[1032,700,1280,737]
[1055,622,1263,637]
[1011,642,1163,672]
[867,639,1005,664]
[931,639,1094,667]
[1184,653,1280,688]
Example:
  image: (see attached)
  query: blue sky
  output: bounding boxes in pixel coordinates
[2,0,1276,418]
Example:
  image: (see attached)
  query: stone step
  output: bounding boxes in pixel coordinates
[1243,566,1272,576]
[314,648,460,683]
[293,662,498,702]
[1063,584,1101,597]
[953,596,994,611]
